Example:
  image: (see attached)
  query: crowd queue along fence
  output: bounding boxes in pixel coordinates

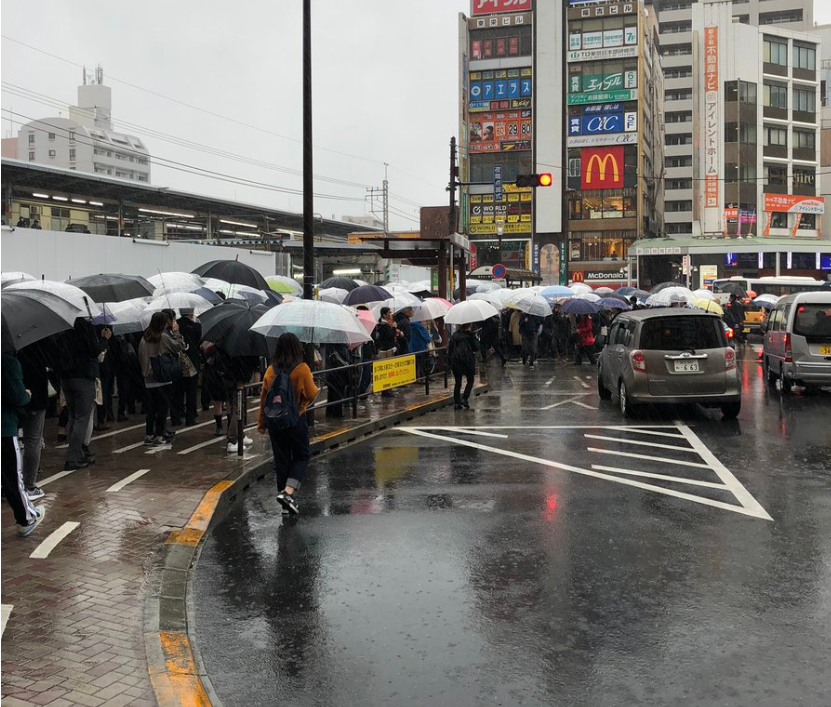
[232,348,450,457]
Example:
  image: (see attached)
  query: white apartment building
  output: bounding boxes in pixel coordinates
[650,0,812,236]
[692,0,822,239]
[17,67,151,183]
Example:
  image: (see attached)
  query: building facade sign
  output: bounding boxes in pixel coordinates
[568,111,637,136]
[704,26,719,211]
[469,69,533,112]
[471,0,532,16]
[763,194,825,214]
[469,110,532,152]
[470,12,531,29]
[567,45,639,63]
[567,132,637,147]
[568,70,637,104]
[580,146,624,189]
[468,191,532,235]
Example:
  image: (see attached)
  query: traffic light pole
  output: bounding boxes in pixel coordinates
[302,0,314,302]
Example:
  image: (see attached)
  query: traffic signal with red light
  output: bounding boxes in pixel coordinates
[515,173,553,188]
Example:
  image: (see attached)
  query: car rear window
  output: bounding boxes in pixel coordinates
[793,304,831,339]
[639,316,723,351]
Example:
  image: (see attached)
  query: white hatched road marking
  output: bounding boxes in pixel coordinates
[39,469,78,487]
[30,522,81,559]
[584,434,699,453]
[176,424,257,455]
[573,376,590,389]
[622,428,687,440]
[1,605,12,637]
[399,425,771,521]
[106,469,151,493]
[56,422,146,448]
[540,396,597,410]
[446,428,510,439]
[543,376,557,388]
[114,441,146,454]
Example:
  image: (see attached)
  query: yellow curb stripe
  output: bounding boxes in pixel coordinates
[150,631,211,707]
[312,427,350,442]
[166,480,234,546]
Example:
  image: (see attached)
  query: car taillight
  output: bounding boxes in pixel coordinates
[725,327,734,339]
[631,350,647,372]
[784,333,792,362]
[725,347,736,371]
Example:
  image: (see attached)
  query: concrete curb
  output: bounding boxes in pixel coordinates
[144,384,488,707]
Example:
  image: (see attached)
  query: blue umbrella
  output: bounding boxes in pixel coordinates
[559,298,599,315]
[617,286,639,296]
[597,297,631,310]
[342,284,392,306]
[541,285,574,298]
[755,299,777,310]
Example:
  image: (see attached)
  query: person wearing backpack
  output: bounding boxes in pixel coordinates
[257,333,319,515]
[138,312,185,446]
[448,323,479,410]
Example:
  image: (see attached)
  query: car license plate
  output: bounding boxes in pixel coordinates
[673,361,700,373]
[820,344,831,355]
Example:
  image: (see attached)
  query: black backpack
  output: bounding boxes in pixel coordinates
[263,366,300,430]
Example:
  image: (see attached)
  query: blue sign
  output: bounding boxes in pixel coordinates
[483,82,495,100]
[508,79,519,98]
[495,80,507,99]
[520,79,532,97]
[492,263,507,280]
[493,165,503,203]
[470,82,482,100]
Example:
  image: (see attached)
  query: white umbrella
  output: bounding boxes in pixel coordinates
[1,271,35,288]
[647,286,696,307]
[222,283,269,304]
[319,287,349,304]
[148,272,204,290]
[7,280,104,316]
[251,300,371,345]
[692,289,715,301]
[575,292,601,303]
[142,292,215,327]
[371,293,422,317]
[202,277,231,292]
[754,294,781,307]
[468,292,503,309]
[407,280,434,294]
[101,297,150,334]
[569,283,593,294]
[475,281,502,294]
[445,300,500,325]
[595,287,615,296]
[410,298,452,322]
[506,293,552,317]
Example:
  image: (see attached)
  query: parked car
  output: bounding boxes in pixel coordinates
[65,223,91,233]
[761,291,831,393]
[596,309,741,418]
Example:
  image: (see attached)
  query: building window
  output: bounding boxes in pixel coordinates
[666,89,692,101]
[793,167,815,186]
[48,149,56,158]
[764,84,787,109]
[48,132,56,141]
[770,212,788,228]
[69,148,76,161]
[28,133,35,145]
[666,134,692,146]
[662,43,692,57]
[763,38,787,66]
[665,156,693,168]
[28,150,34,161]
[765,164,787,185]
[470,25,533,59]
[764,126,787,147]
[793,130,815,149]
[798,214,816,229]
[666,179,693,190]
[793,88,816,113]
[665,111,692,123]
[666,223,692,235]
[664,68,692,79]
[759,10,803,26]
[665,201,692,213]
[69,131,75,142]
[793,44,816,70]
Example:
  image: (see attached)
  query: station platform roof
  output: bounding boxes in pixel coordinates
[629,235,831,257]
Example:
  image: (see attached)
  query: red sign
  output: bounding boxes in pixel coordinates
[580,147,624,190]
[763,194,825,214]
[704,27,718,92]
[571,271,585,283]
[492,263,507,279]
[469,111,533,153]
[471,0,532,16]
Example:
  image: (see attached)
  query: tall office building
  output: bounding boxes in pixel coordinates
[457,0,565,284]
[650,0,812,237]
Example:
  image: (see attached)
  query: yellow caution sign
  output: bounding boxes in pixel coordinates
[373,355,416,393]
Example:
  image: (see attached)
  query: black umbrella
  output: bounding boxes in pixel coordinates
[67,273,155,302]
[650,281,683,293]
[452,285,478,300]
[1,290,84,353]
[718,282,747,297]
[342,284,391,306]
[320,276,360,291]
[198,300,271,357]
[192,260,269,290]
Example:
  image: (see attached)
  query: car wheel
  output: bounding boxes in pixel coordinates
[597,364,612,400]
[720,401,741,419]
[780,365,792,394]
[619,380,636,418]
[763,357,777,384]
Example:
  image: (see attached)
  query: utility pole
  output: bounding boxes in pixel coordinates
[382,162,389,233]
[302,0,314,301]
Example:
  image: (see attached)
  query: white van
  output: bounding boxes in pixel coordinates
[762,291,831,393]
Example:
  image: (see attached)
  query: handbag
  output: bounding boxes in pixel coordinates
[150,353,182,383]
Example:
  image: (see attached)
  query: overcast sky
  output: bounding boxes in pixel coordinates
[2,1,830,230]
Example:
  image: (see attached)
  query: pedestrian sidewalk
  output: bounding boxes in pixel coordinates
[0,382,481,707]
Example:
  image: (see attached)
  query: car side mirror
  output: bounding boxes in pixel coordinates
[595,334,607,348]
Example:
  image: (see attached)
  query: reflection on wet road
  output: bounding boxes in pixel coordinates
[192,352,831,706]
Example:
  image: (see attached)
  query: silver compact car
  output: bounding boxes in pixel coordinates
[597,309,742,418]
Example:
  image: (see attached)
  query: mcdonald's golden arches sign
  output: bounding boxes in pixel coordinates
[580,146,624,190]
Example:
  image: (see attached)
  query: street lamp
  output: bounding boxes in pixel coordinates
[496,216,505,264]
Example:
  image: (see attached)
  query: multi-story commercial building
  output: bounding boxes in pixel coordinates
[650,0,812,237]
[565,0,665,287]
[457,0,564,284]
[16,66,151,184]
[692,0,821,246]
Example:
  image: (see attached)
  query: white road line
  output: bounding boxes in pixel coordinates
[56,422,147,448]
[106,469,150,493]
[114,441,146,454]
[30,522,80,559]
[676,424,773,521]
[573,376,590,389]
[402,428,770,520]
[39,469,79,487]
[584,434,698,453]
[543,376,557,387]
[176,424,256,455]
[590,464,728,490]
[622,428,687,440]
[144,442,174,455]
[441,428,510,439]
[587,447,711,469]
[400,425,680,430]
[539,397,598,410]
[0,605,11,637]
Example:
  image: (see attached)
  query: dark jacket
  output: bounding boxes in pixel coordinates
[394,312,412,347]
[2,353,31,437]
[56,318,107,379]
[374,320,398,352]
[480,316,500,345]
[18,340,58,411]
[519,314,542,336]
[178,317,203,369]
[448,329,478,371]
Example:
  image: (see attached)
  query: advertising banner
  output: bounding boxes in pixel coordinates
[568,45,639,63]
[763,194,825,214]
[568,110,637,137]
[469,69,532,112]
[704,26,719,211]
[580,147,624,189]
[468,191,532,235]
[567,132,637,147]
[568,70,637,104]
[373,355,416,393]
[471,13,530,29]
[469,110,533,152]
[472,0,532,16]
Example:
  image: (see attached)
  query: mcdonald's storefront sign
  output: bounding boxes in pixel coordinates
[580,146,624,190]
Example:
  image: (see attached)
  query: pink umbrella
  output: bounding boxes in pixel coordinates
[348,308,378,351]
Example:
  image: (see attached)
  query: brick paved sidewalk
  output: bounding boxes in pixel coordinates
[1,386,453,706]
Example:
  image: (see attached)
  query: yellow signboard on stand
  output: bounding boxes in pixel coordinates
[373,355,416,392]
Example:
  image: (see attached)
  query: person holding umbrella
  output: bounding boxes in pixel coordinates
[575,315,597,365]
[138,312,185,446]
[257,333,319,515]
[448,323,479,410]
[170,308,202,427]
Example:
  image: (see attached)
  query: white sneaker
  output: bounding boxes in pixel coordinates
[242,436,254,446]
[226,442,239,453]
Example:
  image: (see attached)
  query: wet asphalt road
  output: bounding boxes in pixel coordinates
[191,345,831,707]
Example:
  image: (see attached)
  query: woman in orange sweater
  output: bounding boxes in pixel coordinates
[257,333,319,515]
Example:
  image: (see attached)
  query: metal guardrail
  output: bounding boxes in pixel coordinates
[233,348,450,457]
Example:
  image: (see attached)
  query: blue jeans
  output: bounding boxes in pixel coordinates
[268,418,311,492]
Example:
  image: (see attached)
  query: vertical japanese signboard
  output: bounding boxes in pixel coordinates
[493,164,503,202]
[704,27,719,217]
